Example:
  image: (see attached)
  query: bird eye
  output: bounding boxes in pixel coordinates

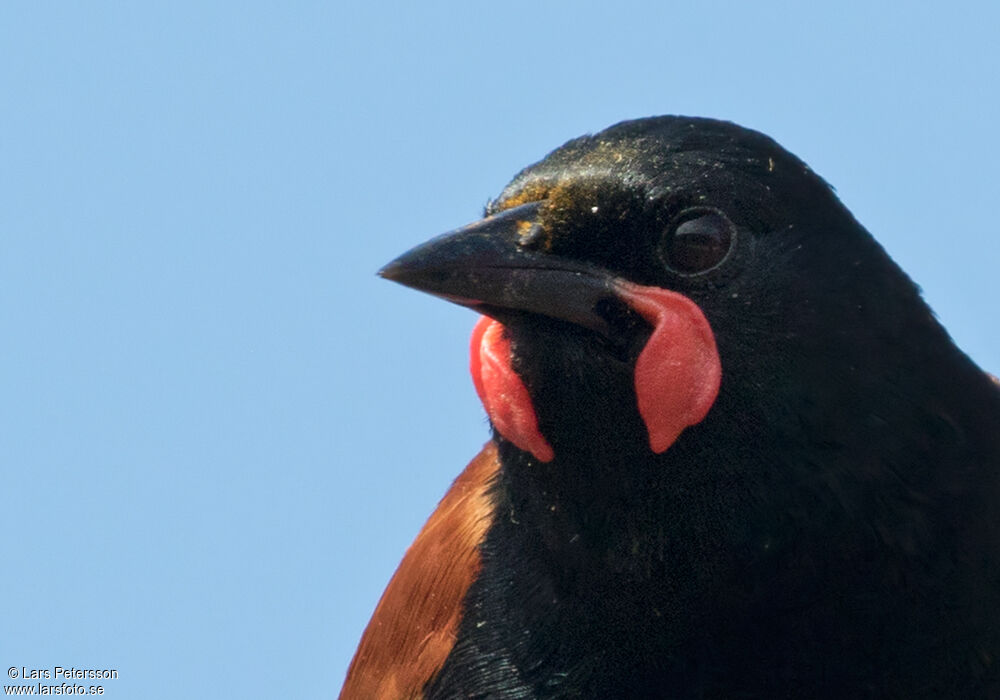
[659,208,735,274]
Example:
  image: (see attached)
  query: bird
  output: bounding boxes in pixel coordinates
[340,116,1000,698]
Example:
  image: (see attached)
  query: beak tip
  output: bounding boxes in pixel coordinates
[377,258,405,282]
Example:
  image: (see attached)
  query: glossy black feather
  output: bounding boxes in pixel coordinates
[419,116,1000,698]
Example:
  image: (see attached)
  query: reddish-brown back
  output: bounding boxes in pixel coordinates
[340,444,500,699]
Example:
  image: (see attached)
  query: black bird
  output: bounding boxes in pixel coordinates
[341,117,1000,698]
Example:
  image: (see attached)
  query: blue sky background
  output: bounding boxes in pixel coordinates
[2,2,997,698]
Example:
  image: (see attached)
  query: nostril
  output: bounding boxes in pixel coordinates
[516,220,550,251]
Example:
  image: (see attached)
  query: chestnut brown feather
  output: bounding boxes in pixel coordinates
[340,444,499,699]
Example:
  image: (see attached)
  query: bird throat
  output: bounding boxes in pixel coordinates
[469,283,721,462]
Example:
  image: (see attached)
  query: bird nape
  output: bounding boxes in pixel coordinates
[341,117,1000,699]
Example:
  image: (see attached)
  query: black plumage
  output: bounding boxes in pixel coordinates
[348,116,1000,699]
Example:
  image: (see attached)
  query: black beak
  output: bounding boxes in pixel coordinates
[378,201,620,337]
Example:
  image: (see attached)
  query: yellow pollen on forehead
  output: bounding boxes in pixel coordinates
[494,181,552,213]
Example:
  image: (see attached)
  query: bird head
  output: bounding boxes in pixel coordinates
[380,117,954,487]
[351,117,1000,699]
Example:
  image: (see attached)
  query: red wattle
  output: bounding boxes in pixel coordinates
[470,316,555,462]
[614,281,721,453]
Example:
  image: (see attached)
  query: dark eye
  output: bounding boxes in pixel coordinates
[659,208,735,274]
